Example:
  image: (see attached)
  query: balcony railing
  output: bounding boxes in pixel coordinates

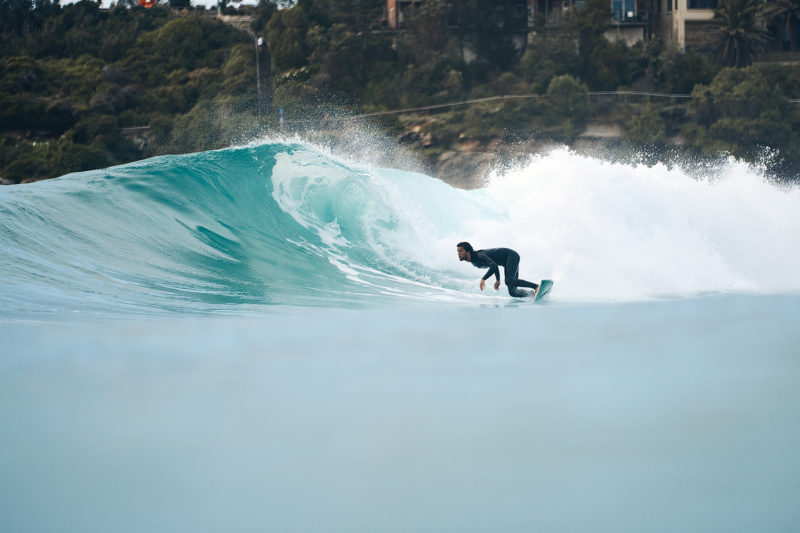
[610,10,648,23]
[687,0,719,9]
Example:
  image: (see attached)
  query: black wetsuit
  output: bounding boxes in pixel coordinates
[470,248,539,298]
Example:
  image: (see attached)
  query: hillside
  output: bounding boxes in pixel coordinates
[2,0,800,185]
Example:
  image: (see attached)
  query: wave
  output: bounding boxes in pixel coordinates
[1,139,798,316]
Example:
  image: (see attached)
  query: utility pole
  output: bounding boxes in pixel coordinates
[252,33,272,118]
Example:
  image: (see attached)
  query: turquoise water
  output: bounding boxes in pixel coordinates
[1,140,799,532]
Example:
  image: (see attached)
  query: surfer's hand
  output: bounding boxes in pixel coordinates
[479,279,485,291]
[494,280,500,291]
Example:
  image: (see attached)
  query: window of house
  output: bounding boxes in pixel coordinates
[611,0,637,20]
[688,0,719,8]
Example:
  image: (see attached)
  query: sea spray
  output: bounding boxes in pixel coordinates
[456,148,800,301]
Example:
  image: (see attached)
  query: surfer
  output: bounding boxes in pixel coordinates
[457,242,540,298]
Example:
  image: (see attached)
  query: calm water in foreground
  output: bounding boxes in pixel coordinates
[2,294,799,533]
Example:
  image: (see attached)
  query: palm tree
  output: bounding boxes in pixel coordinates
[762,0,800,50]
[711,0,771,67]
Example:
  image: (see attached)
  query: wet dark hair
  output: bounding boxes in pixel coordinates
[457,241,473,252]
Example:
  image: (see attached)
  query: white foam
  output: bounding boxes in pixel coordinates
[443,149,800,301]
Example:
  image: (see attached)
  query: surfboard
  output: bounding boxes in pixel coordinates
[533,279,553,303]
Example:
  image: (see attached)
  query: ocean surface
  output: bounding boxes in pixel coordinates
[1,139,799,532]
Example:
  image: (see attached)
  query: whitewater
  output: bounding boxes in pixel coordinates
[2,139,799,533]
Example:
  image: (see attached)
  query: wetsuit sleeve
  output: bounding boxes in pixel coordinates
[475,252,499,282]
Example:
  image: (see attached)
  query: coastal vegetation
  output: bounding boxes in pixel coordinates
[1,0,800,184]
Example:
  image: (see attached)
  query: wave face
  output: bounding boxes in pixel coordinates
[1,140,799,316]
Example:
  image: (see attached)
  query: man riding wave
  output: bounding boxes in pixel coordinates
[457,242,539,298]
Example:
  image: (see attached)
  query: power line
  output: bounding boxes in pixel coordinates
[284,90,800,124]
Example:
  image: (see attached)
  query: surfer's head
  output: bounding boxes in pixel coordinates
[456,242,472,261]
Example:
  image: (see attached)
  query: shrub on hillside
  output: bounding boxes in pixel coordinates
[685,66,796,160]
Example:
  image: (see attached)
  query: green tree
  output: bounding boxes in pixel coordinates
[627,40,717,93]
[453,0,523,70]
[711,0,770,67]
[0,0,35,36]
[404,0,450,62]
[544,74,590,139]
[222,43,258,96]
[55,139,113,174]
[625,104,666,145]
[763,0,800,50]
[685,66,795,160]
[325,0,382,27]
[388,0,459,103]
[568,0,616,89]
[265,5,310,71]
[546,75,590,120]
[516,30,581,92]
[251,0,277,33]
[132,19,204,74]
[570,0,610,57]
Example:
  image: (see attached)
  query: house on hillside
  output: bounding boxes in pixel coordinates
[389,1,653,46]
[386,1,790,57]
[649,0,794,56]
[607,0,650,45]
[523,1,719,50]
[522,1,652,46]
[386,0,529,63]
[652,0,718,51]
